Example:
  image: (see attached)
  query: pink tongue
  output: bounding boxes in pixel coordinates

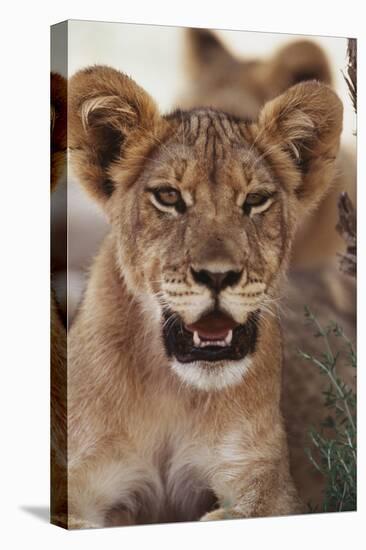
[185,311,238,340]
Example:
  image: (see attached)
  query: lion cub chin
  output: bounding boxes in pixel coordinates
[59,65,342,528]
[171,357,253,391]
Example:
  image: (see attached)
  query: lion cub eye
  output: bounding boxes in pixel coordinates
[155,187,181,206]
[243,193,274,216]
[148,186,187,214]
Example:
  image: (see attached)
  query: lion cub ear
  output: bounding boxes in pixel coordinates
[69,66,161,205]
[256,81,343,212]
[185,28,238,79]
[268,40,332,93]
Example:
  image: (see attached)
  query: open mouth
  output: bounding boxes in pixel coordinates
[162,309,259,363]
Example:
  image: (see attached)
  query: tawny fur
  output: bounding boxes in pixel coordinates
[51,73,67,191]
[61,66,344,528]
[50,72,68,527]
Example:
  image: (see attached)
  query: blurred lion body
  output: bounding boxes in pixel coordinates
[281,267,355,506]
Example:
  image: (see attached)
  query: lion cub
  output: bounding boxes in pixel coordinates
[66,66,342,528]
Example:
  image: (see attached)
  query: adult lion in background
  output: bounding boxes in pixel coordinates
[62,66,345,528]
[182,29,356,268]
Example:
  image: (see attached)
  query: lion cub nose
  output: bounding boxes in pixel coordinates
[191,268,242,293]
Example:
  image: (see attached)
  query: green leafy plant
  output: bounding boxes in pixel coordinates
[299,307,356,513]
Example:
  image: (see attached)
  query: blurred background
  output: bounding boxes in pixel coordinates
[51,20,356,319]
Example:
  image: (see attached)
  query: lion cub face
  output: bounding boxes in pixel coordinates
[112,110,288,380]
[70,66,342,390]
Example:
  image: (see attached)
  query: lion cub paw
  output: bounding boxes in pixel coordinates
[67,516,102,530]
[200,508,241,522]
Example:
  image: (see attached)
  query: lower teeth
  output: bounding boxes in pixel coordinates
[198,340,226,348]
[192,330,233,348]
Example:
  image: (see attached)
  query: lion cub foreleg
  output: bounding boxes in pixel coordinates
[67,455,164,529]
[202,424,303,521]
